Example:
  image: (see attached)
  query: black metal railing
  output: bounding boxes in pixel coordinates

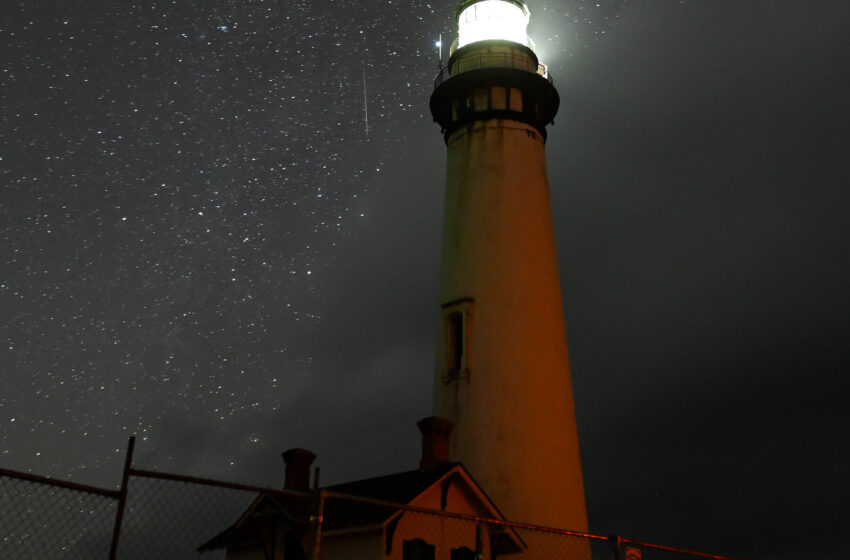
[434,52,553,89]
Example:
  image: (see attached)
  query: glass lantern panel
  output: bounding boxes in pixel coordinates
[457,0,529,49]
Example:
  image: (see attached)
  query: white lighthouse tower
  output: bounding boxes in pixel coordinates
[430,0,588,531]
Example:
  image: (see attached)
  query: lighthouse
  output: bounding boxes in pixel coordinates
[430,0,588,531]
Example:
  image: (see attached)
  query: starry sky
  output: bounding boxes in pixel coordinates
[2,1,849,559]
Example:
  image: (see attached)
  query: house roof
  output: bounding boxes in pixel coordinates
[325,461,459,500]
[198,461,523,553]
[198,462,460,551]
[322,462,460,530]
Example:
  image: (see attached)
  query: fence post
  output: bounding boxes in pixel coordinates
[311,489,326,560]
[609,534,623,560]
[108,436,135,560]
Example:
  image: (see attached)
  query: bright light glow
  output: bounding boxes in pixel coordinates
[436,40,442,47]
[457,0,530,49]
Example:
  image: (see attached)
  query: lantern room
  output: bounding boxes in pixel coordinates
[455,0,533,51]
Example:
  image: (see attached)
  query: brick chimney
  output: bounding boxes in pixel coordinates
[417,416,454,469]
[281,448,316,491]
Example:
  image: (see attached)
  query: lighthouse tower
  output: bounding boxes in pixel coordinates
[430,0,588,531]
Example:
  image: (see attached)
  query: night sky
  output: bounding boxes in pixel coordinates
[3,1,849,559]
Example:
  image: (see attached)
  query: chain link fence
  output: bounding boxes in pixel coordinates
[115,474,257,559]
[0,471,117,559]
[1,441,739,560]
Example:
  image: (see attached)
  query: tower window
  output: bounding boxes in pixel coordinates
[446,312,464,374]
[509,88,522,112]
[491,86,507,110]
[473,88,489,111]
[442,298,473,380]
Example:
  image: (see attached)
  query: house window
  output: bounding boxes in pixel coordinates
[403,539,435,560]
[442,298,473,381]
[452,546,477,560]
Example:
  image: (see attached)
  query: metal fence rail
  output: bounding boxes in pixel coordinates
[316,491,738,560]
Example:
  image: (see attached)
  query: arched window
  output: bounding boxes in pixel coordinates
[442,298,473,381]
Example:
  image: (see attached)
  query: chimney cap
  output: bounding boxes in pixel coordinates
[281,447,317,463]
[281,448,317,491]
[417,416,455,434]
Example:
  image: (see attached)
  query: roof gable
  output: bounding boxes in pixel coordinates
[323,463,512,533]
